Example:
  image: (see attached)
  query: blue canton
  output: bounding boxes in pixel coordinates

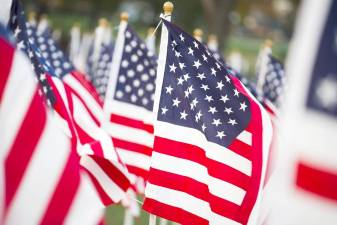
[158,20,251,147]
[262,55,285,106]
[113,25,157,111]
[306,1,337,118]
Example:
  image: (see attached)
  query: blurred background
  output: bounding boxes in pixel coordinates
[22,0,300,224]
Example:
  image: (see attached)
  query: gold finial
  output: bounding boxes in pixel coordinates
[193,28,203,39]
[98,18,109,27]
[163,1,174,15]
[264,39,273,48]
[147,27,155,36]
[208,34,217,42]
[120,12,129,22]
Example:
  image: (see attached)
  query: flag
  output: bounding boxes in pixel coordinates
[103,20,158,192]
[143,18,273,225]
[264,1,337,224]
[0,24,104,225]
[8,0,131,205]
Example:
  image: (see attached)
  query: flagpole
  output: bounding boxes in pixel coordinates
[148,2,173,225]
[103,12,128,114]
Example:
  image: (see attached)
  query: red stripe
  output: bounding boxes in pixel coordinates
[296,161,337,201]
[147,168,242,223]
[227,138,252,160]
[90,155,130,191]
[113,138,152,156]
[143,198,208,225]
[0,38,14,101]
[5,90,46,210]
[124,165,149,181]
[154,136,250,190]
[64,81,100,126]
[81,166,114,206]
[70,71,103,107]
[39,144,80,225]
[110,113,154,134]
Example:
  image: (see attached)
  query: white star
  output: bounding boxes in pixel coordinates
[234,88,240,97]
[216,131,226,139]
[202,123,207,132]
[193,60,202,69]
[205,95,214,102]
[188,47,194,55]
[17,41,25,50]
[211,67,216,76]
[208,106,218,114]
[188,85,194,93]
[179,33,185,42]
[172,98,181,107]
[228,119,237,126]
[315,75,337,110]
[201,84,209,91]
[180,110,188,120]
[171,40,177,47]
[165,85,173,94]
[197,73,206,80]
[183,73,190,81]
[225,75,231,83]
[161,106,168,115]
[179,62,186,70]
[220,95,229,103]
[14,27,21,36]
[224,107,233,114]
[216,62,221,70]
[193,41,199,49]
[212,119,222,127]
[195,110,203,122]
[240,101,247,111]
[202,54,208,62]
[190,98,199,110]
[169,63,177,73]
[216,81,224,90]
[175,51,182,58]
[177,77,184,85]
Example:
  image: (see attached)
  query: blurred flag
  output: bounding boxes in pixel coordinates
[8,0,131,206]
[256,46,285,109]
[69,23,81,64]
[103,18,158,193]
[143,18,273,225]
[145,27,156,54]
[263,1,337,225]
[0,24,104,225]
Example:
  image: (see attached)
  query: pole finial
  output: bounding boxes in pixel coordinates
[264,39,273,48]
[120,12,129,22]
[163,1,174,15]
[98,18,108,27]
[193,28,203,38]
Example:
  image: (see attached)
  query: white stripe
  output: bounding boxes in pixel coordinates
[145,183,241,225]
[104,100,154,124]
[0,51,37,161]
[116,148,151,171]
[64,173,104,225]
[155,121,252,176]
[80,155,126,203]
[63,74,104,123]
[104,122,154,148]
[150,152,246,205]
[72,94,118,162]
[0,0,12,25]
[4,113,71,225]
[237,130,252,146]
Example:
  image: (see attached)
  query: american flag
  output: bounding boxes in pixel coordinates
[143,19,273,225]
[265,1,337,225]
[8,0,131,206]
[103,22,157,192]
[261,55,285,107]
[91,42,114,99]
[0,24,104,225]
